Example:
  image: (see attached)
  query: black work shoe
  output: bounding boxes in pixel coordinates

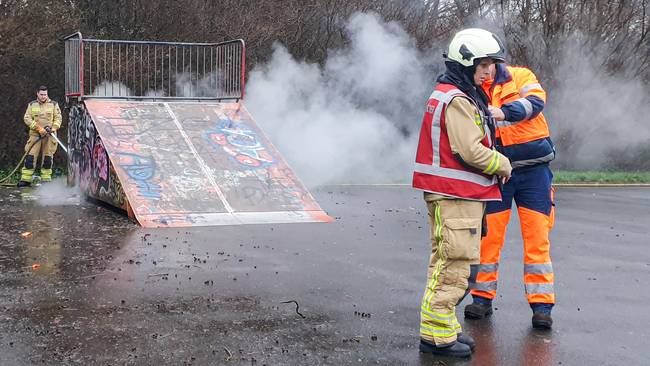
[532,312,553,329]
[457,333,475,351]
[17,181,31,188]
[464,302,493,319]
[419,339,471,358]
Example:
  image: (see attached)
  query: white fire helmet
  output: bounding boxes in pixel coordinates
[445,28,506,67]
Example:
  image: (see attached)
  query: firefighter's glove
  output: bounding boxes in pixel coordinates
[45,126,52,134]
[37,126,47,136]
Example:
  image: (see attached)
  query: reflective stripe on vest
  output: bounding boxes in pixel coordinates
[414,163,495,186]
[415,87,497,187]
[429,89,464,167]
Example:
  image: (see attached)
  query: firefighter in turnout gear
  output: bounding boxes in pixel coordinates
[18,86,62,187]
[413,28,512,358]
[464,50,557,330]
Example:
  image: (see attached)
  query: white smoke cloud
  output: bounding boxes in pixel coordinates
[90,81,132,97]
[246,12,435,187]
[90,75,223,98]
[549,40,650,170]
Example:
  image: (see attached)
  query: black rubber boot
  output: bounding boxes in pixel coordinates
[532,312,553,329]
[420,339,471,358]
[17,181,31,188]
[457,333,475,351]
[464,301,493,319]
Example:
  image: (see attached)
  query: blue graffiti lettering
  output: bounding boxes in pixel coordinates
[118,152,162,199]
[204,118,275,169]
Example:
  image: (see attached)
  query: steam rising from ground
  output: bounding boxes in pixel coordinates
[33,178,82,206]
[90,76,218,98]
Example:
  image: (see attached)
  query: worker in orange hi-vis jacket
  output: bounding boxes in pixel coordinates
[465,52,556,330]
[413,28,512,359]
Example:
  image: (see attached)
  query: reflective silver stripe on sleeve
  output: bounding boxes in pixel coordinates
[524,263,553,275]
[477,263,499,273]
[470,281,497,291]
[510,152,555,169]
[525,283,554,294]
[515,97,533,119]
[520,83,542,95]
[414,163,497,186]
[496,120,521,128]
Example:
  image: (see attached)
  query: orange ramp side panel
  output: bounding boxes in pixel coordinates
[67,100,331,227]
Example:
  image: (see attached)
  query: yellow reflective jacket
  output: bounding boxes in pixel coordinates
[23,99,62,136]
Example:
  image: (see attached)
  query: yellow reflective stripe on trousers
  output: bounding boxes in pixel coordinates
[421,307,454,323]
[421,309,461,331]
[453,319,461,330]
[21,168,35,181]
[420,323,457,337]
[423,201,444,309]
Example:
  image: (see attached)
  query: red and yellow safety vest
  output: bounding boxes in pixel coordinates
[412,83,501,201]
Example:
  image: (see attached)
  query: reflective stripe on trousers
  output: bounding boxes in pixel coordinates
[420,199,483,344]
[469,165,555,304]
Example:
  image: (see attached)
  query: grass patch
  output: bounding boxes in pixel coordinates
[553,170,650,184]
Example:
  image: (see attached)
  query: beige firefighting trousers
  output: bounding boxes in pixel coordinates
[420,196,484,345]
[20,134,59,182]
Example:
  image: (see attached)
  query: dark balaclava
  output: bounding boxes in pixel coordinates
[436,60,491,118]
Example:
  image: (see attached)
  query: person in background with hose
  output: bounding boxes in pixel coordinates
[412,28,512,358]
[18,85,62,187]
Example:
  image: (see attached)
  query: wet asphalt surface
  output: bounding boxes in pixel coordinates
[0,182,649,365]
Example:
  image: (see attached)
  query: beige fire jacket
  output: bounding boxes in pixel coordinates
[446,97,511,178]
[23,99,62,136]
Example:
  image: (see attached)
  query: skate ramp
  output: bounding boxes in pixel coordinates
[83,100,331,227]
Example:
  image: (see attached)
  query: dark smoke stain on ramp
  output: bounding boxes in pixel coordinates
[82,100,331,227]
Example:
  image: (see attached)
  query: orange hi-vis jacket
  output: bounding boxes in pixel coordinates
[482,65,555,169]
[413,83,502,201]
